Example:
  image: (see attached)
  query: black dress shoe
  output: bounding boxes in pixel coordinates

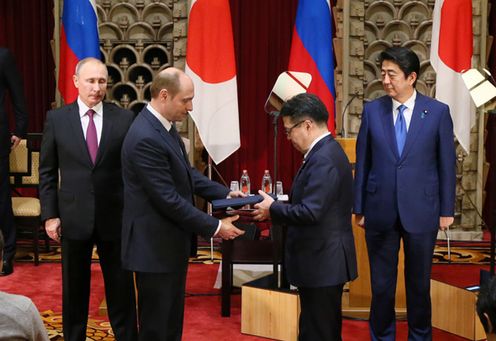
[0,260,13,276]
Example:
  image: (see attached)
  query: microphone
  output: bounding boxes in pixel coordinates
[340,91,359,138]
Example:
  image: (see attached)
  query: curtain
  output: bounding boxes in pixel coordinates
[0,0,55,134]
[218,0,301,191]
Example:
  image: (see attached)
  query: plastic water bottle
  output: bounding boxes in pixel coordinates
[240,170,251,195]
[261,170,272,193]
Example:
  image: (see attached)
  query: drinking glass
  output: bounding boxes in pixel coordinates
[230,181,240,192]
[275,181,283,195]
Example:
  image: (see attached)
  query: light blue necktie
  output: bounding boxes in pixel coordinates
[395,104,407,155]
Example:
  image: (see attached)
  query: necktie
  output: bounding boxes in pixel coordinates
[86,109,98,164]
[395,104,407,156]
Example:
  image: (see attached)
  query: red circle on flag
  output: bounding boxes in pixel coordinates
[438,0,472,72]
[186,0,236,83]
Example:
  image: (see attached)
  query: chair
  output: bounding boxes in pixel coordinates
[9,133,48,265]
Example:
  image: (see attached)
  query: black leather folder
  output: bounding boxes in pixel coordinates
[212,194,277,210]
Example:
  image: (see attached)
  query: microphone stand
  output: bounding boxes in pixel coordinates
[270,111,280,194]
[340,91,359,137]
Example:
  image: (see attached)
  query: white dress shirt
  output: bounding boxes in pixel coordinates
[392,90,417,131]
[77,98,103,144]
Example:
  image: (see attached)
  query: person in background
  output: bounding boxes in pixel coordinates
[254,93,357,341]
[476,276,496,341]
[121,67,245,341]
[0,48,29,276]
[353,46,456,340]
[0,231,49,341]
[39,57,137,341]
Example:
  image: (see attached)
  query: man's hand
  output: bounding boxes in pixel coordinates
[10,135,21,150]
[228,190,246,198]
[355,214,365,228]
[253,190,274,221]
[45,218,62,242]
[439,216,454,231]
[217,215,245,240]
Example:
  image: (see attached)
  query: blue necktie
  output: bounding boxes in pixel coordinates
[395,104,407,156]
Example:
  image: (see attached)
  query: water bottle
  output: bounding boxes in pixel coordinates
[240,169,251,195]
[261,169,272,193]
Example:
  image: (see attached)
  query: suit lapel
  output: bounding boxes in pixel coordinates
[68,102,94,166]
[290,135,331,198]
[142,110,194,183]
[379,98,399,159]
[400,93,428,160]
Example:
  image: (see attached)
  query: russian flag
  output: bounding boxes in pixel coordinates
[430,0,474,153]
[289,0,336,133]
[58,0,100,104]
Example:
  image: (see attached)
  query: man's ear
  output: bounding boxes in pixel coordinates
[408,72,417,85]
[484,313,494,333]
[160,88,169,101]
[73,75,79,89]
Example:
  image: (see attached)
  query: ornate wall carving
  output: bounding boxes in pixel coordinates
[95,0,189,133]
[337,0,484,237]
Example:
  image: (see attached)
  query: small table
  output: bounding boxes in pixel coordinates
[220,219,286,317]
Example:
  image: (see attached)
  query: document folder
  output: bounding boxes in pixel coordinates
[212,194,277,211]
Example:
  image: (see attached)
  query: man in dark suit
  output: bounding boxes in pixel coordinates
[121,67,244,341]
[353,47,456,340]
[254,93,358,341]
[39,57,137,341]
[0,47,28,276]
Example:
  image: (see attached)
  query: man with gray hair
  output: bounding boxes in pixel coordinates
[39,57,137,341]
[0,231,49,341]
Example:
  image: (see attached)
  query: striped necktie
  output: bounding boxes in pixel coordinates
[86,109,98,164]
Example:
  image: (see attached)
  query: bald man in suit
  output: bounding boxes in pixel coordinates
[121,67,245,340]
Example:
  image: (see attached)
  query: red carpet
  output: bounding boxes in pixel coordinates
[0,261,478,340]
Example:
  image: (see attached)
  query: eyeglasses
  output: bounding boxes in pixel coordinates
[284,120,306,136]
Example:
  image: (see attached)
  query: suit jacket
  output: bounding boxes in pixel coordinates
[39,102,134,240]
[0,48,28,157]
[269,135,357,288]
[353,93,456,232]
[121,108,230,273]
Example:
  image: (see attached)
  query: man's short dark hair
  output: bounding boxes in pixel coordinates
[280,93,329,126]
[476,276,496,334]
[379,47,420,87]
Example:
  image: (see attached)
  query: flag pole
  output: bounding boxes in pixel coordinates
[207,155,214,262]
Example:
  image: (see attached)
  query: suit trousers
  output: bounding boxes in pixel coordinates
[135,269,188,341]
[0,155,15,261]
[61,235,137,341]
[297,283,345,341]
[365,221,438,341]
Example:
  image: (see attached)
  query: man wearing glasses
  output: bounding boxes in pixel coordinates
[254,93,357,341]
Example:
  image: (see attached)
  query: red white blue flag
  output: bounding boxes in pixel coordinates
[58,0,100,104]
[289,0,336,133]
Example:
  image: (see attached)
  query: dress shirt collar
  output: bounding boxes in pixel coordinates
[304,132,331,160]
[77,98,103,118]
[392,90,417,113]
[147,103,173,131]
